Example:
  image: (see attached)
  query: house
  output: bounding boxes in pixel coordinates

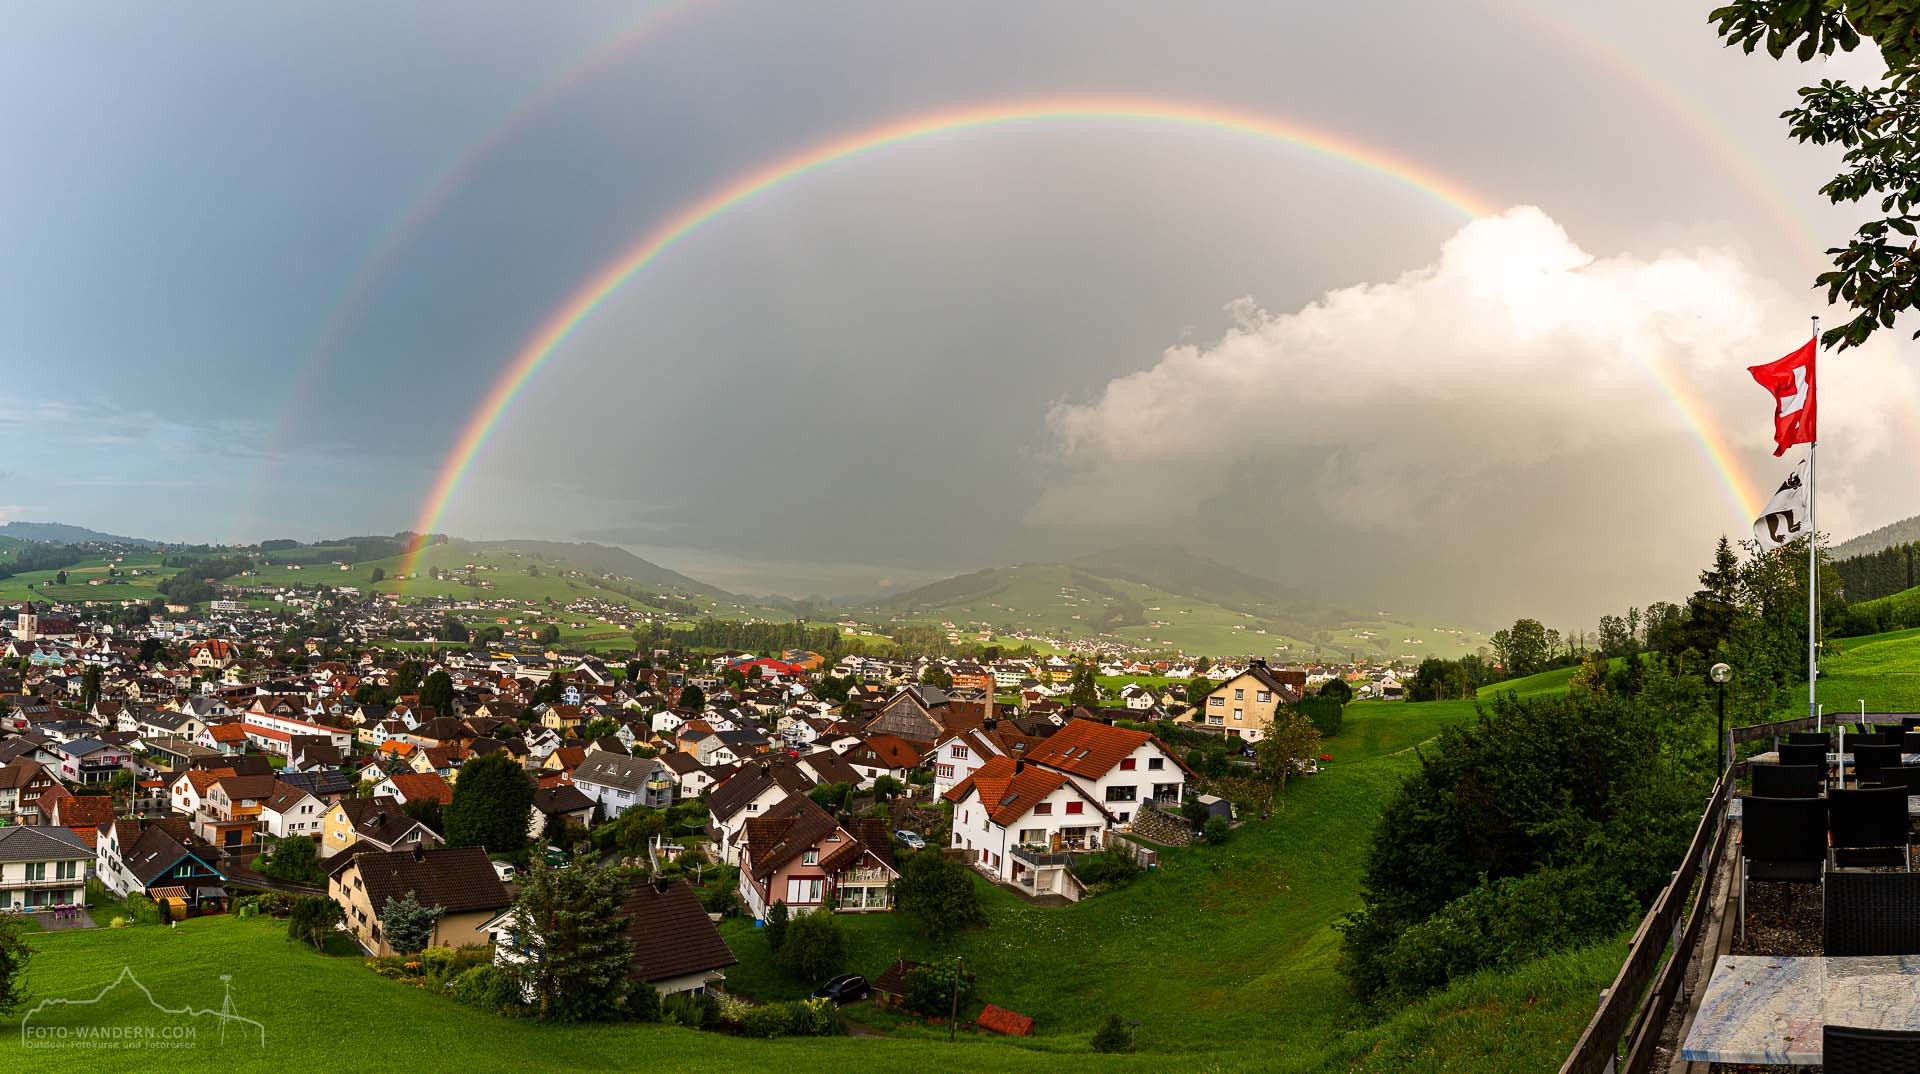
[260,784,326,839]
[736,796,897,921]
[945,756,1112,899]
[870,959,923,1009]
[196,722,249,756]
[329,845,510,957]
[95,817,228,911]
[486,876,736,997]
[1198,660,1306,740]
[198,773,278,848]
[371,771,453,807]
[0,825,91,910]
[0,759,60,824]
[705,762,814,866]
[318,796,440,858]
[571,749,674,820]
[528,784,595,841]
[54,738,134,785]
[1024,718,1189,823]
[658,751,717,798]
[169,768,233,817]
[845,734,924,787]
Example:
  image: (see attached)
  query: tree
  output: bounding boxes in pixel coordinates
[765,899,790,952]
[286,895,342,952]
[441,617,469,644]
[580,716,618,741]
[903,959,976,1018]
[369,567,385,584]
[259,835,323,886]
[380,889,445,956]
[538,624,561,646]
[419,669,455,714]
[402,796,444,836]
[871,775,903,801]
[1090,1013,1134,1053]
[80,664,102,709]
[1319,677,1353,704]
[1255,703,1322,795]
[1068,663,1100,708]
[1490,618,1551,677]
[918,664,952,690]
[775,908,846,982]
[1186,677,1212,708]
[534,670,565,705]
[893,851,986,940]
[507,856,632,1022]
[0,916,28,1014]
[445,751,535,855]
[53,570,67,587]
[1710,2,1920,349]
[677,683,705,711]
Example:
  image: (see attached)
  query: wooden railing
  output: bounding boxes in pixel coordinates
[1557,712,1829,1074]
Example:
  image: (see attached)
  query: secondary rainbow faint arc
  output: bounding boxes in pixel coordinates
[397,99,1748,581]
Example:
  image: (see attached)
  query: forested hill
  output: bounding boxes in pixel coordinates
[1834,513,1920,562]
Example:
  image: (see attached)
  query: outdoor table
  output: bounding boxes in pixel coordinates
[1680,954,1920,1065]
[1729,795,1920,820]
[1747,752,1920,766]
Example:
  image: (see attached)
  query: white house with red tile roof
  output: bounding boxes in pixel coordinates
[242,711,352,757]
[1021,719,1188,824]
[943,755,1110,899]
[928,729,1006,799]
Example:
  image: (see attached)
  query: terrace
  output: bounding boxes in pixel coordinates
[1557,712,1920,1074]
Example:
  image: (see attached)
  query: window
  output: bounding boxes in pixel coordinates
[1234,688,1244,700]
[1119,758,1136,771]
[1257,691,1270,703]
[1105,785,1138,803]
[802,849,818,865]
[1234,708,1243,721]
[935,763,954,779]
[1033,802,1052,815]
[950,744,969,759]
[1019,829,1043,844]
[784,877,822,904]
[1065,801,1084,815]
[1147,757,1164,771]
[1208,697,1224,708]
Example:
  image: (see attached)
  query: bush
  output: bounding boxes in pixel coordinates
[765,900,790,952]
[451,964,525,1014]
[1203,816,1231,844]
[109,917,127,929]
[420,945,457,980]
[1090,1013,1134,1053]
[903,960,976,1019]
[662,991,720,1028]
[775,909,847,982]
[790,997,841,1036]
[626,982,662,1023]
[124,894,164,926]
[1179,798,1211,827]
[738,1002,794,1039]
[1070,845,1141,891]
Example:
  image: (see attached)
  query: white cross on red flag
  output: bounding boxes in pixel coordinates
[1747,338,1817,456]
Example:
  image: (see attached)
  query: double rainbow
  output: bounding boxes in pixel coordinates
[398,97,1767,584]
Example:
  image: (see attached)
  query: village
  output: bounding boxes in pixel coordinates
[0,587,1406,1040]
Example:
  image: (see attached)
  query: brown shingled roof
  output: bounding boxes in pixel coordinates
[343,846,508,915]
[619,878,738,983]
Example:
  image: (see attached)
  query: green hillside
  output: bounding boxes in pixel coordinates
[860,545,1488,660]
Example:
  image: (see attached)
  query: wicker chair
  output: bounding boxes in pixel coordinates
[1739,795,1829,946]
[1824,1024,1920,1073]
[1855,743,1908,788]
[1788,731,1833,746]
[1829,786,1912,870]
[1876,723,1909,737]
[1750,763,1823,799]
[1876,765,1920,795]
[1824,872,1920,956]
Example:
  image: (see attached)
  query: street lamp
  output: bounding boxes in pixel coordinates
[1710,662,1732,774]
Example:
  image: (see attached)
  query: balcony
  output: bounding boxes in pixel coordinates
[7,874,83,890]
[1009,835,1101,870]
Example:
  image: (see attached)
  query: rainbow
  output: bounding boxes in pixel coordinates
[399,98,1778,584]
[242,0,709,535]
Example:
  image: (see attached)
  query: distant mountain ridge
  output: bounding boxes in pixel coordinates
[1834,514,1920,562]
[860,543,1486,660]
[468,539,728,598]
[0,521,163,547]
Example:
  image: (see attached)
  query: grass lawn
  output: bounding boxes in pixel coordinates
[1818,625,1920,713]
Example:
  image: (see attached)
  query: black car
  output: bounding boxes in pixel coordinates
[810,973,869,1004]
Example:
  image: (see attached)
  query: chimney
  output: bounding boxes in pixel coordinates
[1013,759,1024,775]
[411,843,425,862]
[653,875,671,894]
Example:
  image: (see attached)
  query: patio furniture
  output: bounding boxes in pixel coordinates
[1825,871,1920,956]
[1739,795,1829,946]
[1789,731,1833,747]
[1751,763,1823,799]
[1830,786,1913,870]
[1875,765,1920,795]
[1877,723,1910,737]
[1855,744,1907,788]
[1902,732,1920,755]
[1825,1024,1920,1073]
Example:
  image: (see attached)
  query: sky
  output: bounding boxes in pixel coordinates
[0,1,1912,627]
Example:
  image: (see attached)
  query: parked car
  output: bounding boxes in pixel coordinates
[894,829,926,850]
[810,974,869,1004]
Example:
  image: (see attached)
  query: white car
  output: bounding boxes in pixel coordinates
[894,830,926,850]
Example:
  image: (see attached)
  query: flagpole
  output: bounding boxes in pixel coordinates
[1808,315,1819,723]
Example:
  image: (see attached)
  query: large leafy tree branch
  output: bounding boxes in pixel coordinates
[1711,1,1920,348]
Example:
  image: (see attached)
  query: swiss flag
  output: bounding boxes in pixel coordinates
[1748,338,1817,456]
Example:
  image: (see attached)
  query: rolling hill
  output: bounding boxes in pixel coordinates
[0,521,164,547]
[1832,512,1920,561]
[858,544,1489,660]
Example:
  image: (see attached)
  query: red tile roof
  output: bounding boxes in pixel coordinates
[1024,718,1158,779]
[381,772,453,805]
[942,756,1095,827]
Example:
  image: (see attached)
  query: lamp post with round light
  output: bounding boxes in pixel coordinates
[1711,662,1733,774]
